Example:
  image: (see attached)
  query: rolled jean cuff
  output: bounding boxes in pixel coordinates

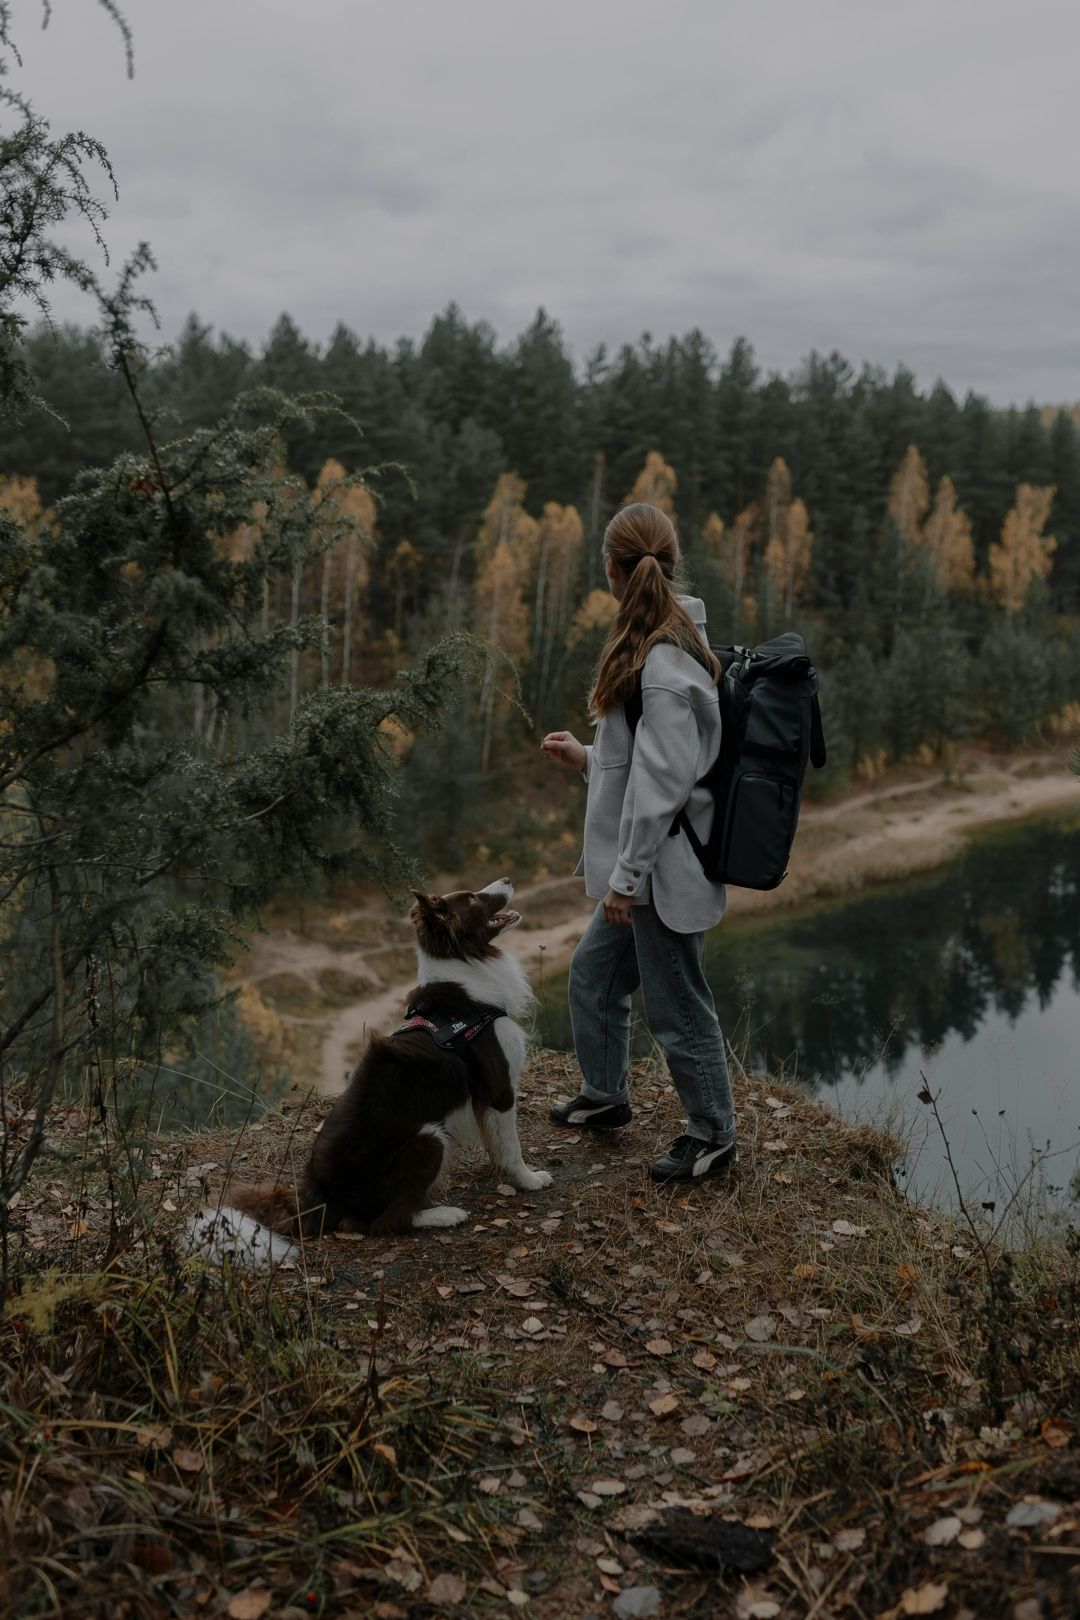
[580,1079,630,1105]
[684,1117,737,1146]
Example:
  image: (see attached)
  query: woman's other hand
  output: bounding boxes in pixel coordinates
[541,731,586,772]
[602,887,633,926]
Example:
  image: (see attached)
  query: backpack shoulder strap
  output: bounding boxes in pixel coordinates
[625,677,644,734]
[810,695,827,769]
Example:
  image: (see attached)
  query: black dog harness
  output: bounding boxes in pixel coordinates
[392,999,506,1056]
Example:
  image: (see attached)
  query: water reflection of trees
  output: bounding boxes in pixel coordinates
[704,820,1080,1087]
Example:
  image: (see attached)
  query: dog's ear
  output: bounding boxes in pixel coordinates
[410,889,447,913]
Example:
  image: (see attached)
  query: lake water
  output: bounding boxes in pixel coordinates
[535,811,1080,1214]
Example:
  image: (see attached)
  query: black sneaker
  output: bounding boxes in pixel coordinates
[549,1093,633,1131]
[649,1134,737,1183]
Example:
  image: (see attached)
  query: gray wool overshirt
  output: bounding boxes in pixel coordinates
[573,595,727,934]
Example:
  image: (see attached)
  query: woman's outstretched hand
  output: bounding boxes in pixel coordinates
[541,731,586,772]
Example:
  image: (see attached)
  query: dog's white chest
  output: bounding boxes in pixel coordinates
[495,1017,527,1089]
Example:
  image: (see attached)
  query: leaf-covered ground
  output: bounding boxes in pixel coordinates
[2,1054,1078,1618]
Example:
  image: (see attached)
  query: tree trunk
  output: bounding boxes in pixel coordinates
[589,454,606,588]
[341,535,356,686]
[320,547,333,685]
[289,562,302,719]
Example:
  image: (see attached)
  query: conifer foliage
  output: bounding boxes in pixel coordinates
[0,4,474,1268]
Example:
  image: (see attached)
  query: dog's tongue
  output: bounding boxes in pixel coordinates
[493,909,520,925]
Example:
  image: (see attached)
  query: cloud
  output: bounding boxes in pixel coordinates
[10,0,1080,402]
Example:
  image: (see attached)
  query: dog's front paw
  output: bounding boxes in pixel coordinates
[514,1167,554,1190]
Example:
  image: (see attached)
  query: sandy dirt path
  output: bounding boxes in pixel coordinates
[239,749,1078,1095]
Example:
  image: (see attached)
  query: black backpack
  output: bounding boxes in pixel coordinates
[625,631,827,891]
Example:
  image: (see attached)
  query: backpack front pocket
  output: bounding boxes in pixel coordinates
[719,773,797,889]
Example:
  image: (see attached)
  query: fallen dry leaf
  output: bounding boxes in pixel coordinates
[692,1348,717,1371]
[832,1219,869,1238]
[721,1450,767,1482]
[744,1315,776,1343]
[923,1515,961,1546]
[136,1424,173,1449]
[609,1503,662,1532]
[1041,1416,1071,1448]
[569,1415,599,1435]
[171,1447,204,1474]
[958,1527,985,1549]
[734,1585,781,1619]
[227,1591,271,1620]
[383,1556,423,1592]
[589,1479,628,1497]
[832,1526,866,1553]
[899,1581,949,1615]
[648,1392,679,1417]
[1005,1498,1061,1529]
[427,1573,467,1606]
[645,1337,673,1357]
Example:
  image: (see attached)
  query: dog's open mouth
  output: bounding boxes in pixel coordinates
[490,908,521,931]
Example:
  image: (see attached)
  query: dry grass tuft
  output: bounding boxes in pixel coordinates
[1,1054,1078,1617]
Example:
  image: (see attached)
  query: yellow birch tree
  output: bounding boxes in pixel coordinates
[922,476,975,595]
[765,496,813,621]
[531,501,583,711]
[568,589,618,646]
[310,459,376,685]
[0,474,48,536]
[887,444,930,545]
[474,473,538,572]
[988,484,1057,614]
[474,540,530,768]
[763,457,792,552]
[624,451,677,517]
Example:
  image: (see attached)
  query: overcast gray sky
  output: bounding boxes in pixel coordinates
[15,0,1080,403]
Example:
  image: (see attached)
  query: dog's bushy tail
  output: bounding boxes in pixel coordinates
[186,1180,324,1269]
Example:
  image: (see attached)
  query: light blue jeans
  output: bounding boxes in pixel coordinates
[568,900,735,1145]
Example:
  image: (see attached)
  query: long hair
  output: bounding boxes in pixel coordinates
[588,503,721,716]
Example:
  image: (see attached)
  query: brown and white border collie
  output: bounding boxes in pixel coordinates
[188,879,552,1266]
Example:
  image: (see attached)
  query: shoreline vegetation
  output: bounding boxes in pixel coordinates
[233,744,1080,1097]
[4,1056,1077,1617]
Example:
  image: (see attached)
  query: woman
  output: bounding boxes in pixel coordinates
[541,502,736,1183]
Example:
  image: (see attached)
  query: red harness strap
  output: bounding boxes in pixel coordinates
[395,1013,443,1039]
[391,1002,506,1052]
